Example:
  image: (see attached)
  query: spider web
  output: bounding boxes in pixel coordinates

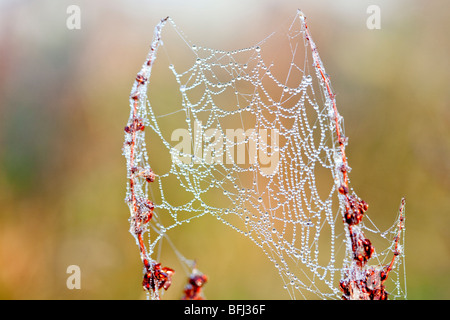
[123,10,406,299]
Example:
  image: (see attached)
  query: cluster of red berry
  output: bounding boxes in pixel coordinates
[142,259,175,293]
[182,271,208,300]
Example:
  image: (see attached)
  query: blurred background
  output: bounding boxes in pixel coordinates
[0,0,449,299]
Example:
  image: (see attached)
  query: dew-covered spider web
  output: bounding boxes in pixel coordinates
[123,10,406,300]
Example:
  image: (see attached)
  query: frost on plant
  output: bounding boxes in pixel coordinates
[122,10,406,300]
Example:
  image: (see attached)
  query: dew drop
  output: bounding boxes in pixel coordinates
[305,75,312,84]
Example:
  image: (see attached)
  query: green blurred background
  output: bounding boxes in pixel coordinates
[0,0,448,299]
